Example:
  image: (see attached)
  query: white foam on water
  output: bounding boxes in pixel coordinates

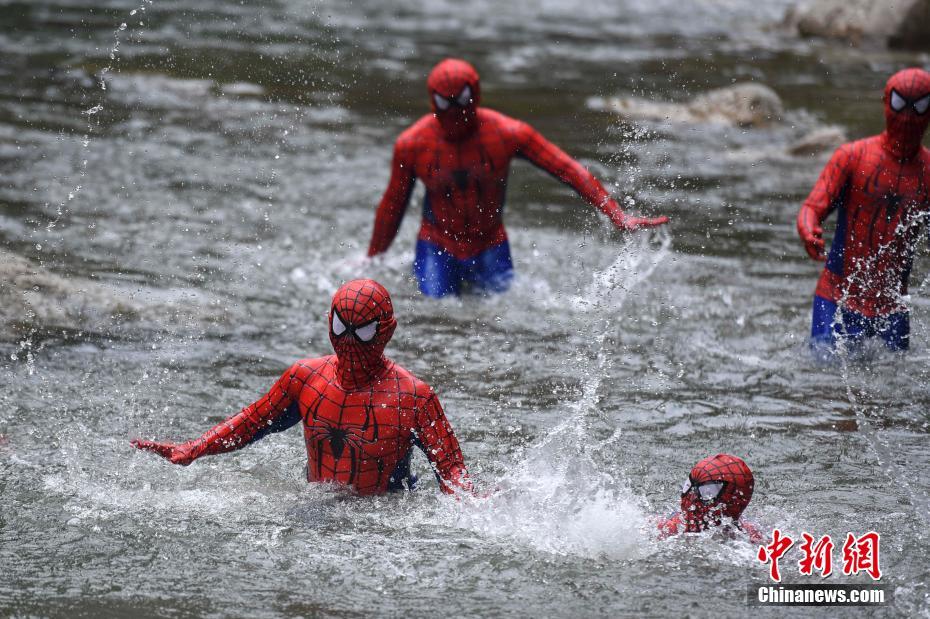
[412,228,675,560]
[828,213,930,527]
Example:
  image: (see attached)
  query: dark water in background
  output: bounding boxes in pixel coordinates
[2,0,930,616]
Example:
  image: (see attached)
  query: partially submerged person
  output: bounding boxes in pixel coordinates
[658,453,761,542]
[132,279,470,495]
[797,68,930,356]
[367,58,669,297]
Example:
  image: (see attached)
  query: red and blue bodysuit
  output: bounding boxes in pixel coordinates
[797,68,930,353]
[367,58,669,297]
[132,280,470,495]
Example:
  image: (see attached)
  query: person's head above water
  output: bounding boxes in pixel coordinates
[329,279,397,387]
[882,68,930,159]
[427,58,481,141]
[680,453,754,532]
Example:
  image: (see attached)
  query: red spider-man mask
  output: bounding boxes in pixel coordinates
[882,68,930,159]
[329,279,397,387]
[680,453,754,532]
[427,58,481,141]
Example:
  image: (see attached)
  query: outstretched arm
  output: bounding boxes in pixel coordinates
[367,139,416,257]
[414,391,470,494]
[132,364,304,465]
[656,512,685,539]
[797,145,852,261]
[514,121,668,230]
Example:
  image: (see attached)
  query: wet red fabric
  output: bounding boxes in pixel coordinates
[658,512,762,543]
[658,454,757,540]
[883,68,930,159]
[328,279,396,390]
[427,58,480,141]
[133,280,469,495]
[798,69,930,317]
[177,356,468,495]
[368,58,667,262]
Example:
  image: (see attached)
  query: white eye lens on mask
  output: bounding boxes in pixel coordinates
[433,93,451,111]
[355,321,378,342]
[455,85,472,107]
[696,481,724,502]
[332,312,347,336]
[890,90,908,112]
[680,479,692,495]
[914,94,930,115]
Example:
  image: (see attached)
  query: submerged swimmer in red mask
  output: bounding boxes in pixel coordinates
[132,279,470,495]
[658,453,762,543]
[367,58,669,297]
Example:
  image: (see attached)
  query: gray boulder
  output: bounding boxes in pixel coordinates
[0,249,228,339]
[785,0,930,49]
[591,83,783,128]
[787,126,847,156]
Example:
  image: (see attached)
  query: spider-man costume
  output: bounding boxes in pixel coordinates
[798,68,930,353]
[132,279,470,495]
[367,58,669,297]
[658,453,761,542]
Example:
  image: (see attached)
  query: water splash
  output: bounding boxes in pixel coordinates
[45,0,153,237]
[829,210,930,526]
[433,231,671,559]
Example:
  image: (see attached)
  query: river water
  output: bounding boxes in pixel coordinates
[2,0,929,616]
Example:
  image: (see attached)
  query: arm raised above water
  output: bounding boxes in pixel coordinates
[132,363,306,465]
[513,120,669,230]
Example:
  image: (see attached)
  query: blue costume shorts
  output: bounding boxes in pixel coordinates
[810,295,909,354]
[413,240,514,298]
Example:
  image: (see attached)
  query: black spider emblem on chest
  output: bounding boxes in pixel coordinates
[305,403,380,482]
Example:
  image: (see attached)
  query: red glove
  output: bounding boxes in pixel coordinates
[741,519,764,544]
[131,439,199,466]
[797,206,826,261]
[609,209,670,231]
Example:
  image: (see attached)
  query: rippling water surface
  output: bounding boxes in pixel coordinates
[2,0,930,616]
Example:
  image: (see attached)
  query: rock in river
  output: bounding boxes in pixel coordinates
[785,0,930,49]
[590,83,784,128]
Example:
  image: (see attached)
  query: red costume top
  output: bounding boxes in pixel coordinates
[657,453,761,543]
[133,280,469,496]
[368,58,668,261]
[657,512,762,544]
[798,68,930,317]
